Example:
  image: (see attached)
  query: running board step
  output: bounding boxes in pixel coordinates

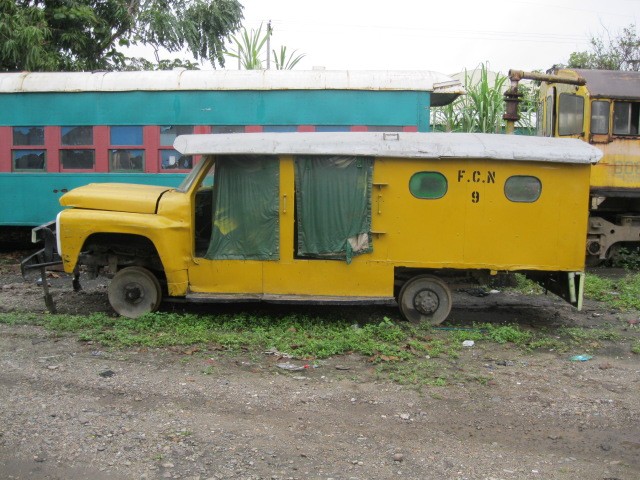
[184,293,396,306]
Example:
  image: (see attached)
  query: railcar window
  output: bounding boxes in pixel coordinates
[109,149,144,172]
[409,172,447,199]
[12,150,45,171]
[315,126,351,132]
[263,125,298,132]
[366,126,404,132]
[591,101,610,135]
[110,126,143,145]
[61,126,93,145]
[160,125,194,146]
[558,94,584,136]
[13,127,44,145]
[160,150,193,170]
[211,125,246,134]
[60,150,95,170]
[504,176,541,203]
[159,126,194,170]
[613,102,640,135]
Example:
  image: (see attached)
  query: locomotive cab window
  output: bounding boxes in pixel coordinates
[591,101,610,135]
[613,102,640,136]
[409,171,447,199]
[558,94,584,136]
[504,176,541,203]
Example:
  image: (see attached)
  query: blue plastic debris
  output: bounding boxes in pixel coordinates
[569,354,593,362]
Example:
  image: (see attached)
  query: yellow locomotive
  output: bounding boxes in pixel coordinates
[505,68,640,265]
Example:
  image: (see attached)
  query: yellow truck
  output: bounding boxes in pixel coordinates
[50,132,601,323]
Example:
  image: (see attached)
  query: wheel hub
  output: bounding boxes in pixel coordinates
[414,289,439,315]
[124,283,144,304]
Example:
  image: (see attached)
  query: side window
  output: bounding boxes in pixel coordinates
[544,90,555,137]
[613,102,640,135]
[409,172,447,199]
[536,101,544,136]
[591,101,610,135]
[294,156,373,263]
[205,155,280,260]
[505,176,541,203]
[211,125,247,134]
[13,126,44,146]
[12,127,46,171]
[109,126,144,172]
[109,150,144,172]
[61,126,95,170]
[61,126,92,145]
[263,125,298,133]
[160,126,194,170]
[110,126,143,145]
[12,150,46,171]
[558,94,584,136]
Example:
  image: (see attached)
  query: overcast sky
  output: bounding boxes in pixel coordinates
[224,0,638,75]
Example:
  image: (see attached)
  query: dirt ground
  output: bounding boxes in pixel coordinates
[1,250,639,480]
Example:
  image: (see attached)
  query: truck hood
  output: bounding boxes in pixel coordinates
[60,183,172,214]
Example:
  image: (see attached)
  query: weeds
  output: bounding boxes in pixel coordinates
[1,284,636,387]
[608,246,640,270]
[584,273,640,310]
[509,274,545,295]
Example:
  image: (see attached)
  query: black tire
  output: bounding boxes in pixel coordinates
[398,275,452,325]
[108,266,162,318]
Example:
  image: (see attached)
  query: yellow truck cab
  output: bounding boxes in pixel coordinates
[55,132,601,322]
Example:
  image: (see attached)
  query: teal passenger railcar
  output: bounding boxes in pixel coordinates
[0,70,463,235]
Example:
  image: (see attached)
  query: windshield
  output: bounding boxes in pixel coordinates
[177,155,214,192]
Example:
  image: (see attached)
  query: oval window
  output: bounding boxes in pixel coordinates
[409,172,447,199]
[504,175,541,202]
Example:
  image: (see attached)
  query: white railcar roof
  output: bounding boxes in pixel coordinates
[174,132,602,165]
[0,69,462,96]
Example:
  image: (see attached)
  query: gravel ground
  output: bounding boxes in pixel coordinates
[1,251,639,480]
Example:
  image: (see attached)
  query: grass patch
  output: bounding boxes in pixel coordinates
[508,274,544,295]
[507,271,640,311]
[1,309,633,385]
[584,272,640,310]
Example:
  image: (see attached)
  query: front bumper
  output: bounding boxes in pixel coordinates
[20,221,61,277]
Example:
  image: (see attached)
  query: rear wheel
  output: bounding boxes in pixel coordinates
[108,266,162,318]
[398,275,452,325]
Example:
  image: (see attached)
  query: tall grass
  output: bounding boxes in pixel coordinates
[432,62,538,134]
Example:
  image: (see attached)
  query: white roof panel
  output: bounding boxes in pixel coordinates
[174,132,602,165]
[0,69,463,93]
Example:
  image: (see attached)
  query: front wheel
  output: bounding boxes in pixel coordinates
[398,275,452,325]
[108,266,162,318]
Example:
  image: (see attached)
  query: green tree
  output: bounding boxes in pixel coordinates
[567,23,640,71]
[0,0,243,72]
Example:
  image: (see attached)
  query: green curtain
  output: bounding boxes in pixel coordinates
[205,155,279,260]
[295,156,373,263]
